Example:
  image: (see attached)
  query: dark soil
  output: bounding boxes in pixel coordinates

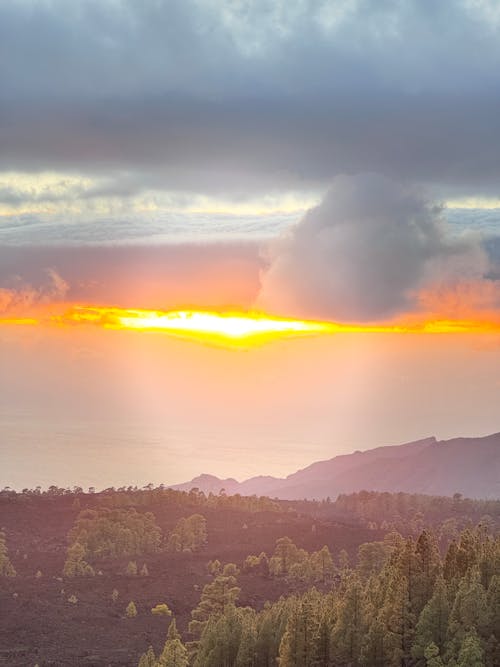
[0,494,382,666]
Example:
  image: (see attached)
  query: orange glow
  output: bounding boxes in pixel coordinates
[2,305,500,345]
[51,306,336,345]
[0,317,39,326]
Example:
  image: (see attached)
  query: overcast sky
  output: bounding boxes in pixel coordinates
[2,0,500,229]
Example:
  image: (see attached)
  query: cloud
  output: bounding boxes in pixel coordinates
[417,279,500,320]
[0,243,262,313]
[1,1,500,199]
[258,174,494,321]
[0,268,69,314]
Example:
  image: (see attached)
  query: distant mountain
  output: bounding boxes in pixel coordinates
[171,432,500,500]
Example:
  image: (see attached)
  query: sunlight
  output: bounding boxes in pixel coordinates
[52,306,335,344]
[45,305,500,344]
[2,305,500,346]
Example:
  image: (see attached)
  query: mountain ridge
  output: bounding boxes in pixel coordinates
[170,432,500,500]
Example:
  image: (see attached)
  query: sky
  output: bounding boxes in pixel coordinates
[1,0,500,490]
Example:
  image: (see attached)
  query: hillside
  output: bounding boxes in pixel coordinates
[0,489,380,666]
[171,431,500,499]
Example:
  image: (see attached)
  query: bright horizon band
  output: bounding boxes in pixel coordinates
[2,305,500,343]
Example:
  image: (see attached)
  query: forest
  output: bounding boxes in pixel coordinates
[0,485,498,666]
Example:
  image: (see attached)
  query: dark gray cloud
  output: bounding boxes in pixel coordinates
[258,174,494,320]
[1,1,500,196]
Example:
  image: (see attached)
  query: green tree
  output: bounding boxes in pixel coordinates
[310,545,335,583]
[137,646,156,667]
[126,560,138,576]
[62,541,94,577]
[414,530,441,615]
[152,603,172,617]
[358,541,391,580]
[126,601,138,618]
[412,576,450,661]
[378,565,415,666]
[0,531,16,577]
[338,548,350,572]
[167,514,207,553]
[457,629,485,667]
[189,570,241,638]
[447,569,489,656]
[424,642,445,667]
[138,646,156,667]
[207,559,221,575]
[235,616,257,667]
[68,507,161,558]
[278,593,320,667]
[270,537,299,577]
[331,574,367,666]
[194,605,246,667]
[157,619,189,667]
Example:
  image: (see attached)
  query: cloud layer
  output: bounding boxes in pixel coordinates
[1,0,500,202]
[258,174,497,320]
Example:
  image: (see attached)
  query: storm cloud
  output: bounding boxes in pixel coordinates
[258,174,494,320]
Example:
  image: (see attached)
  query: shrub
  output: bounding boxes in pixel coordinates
[151,603,172,616]
[126,560,138,576]
[126,601,138,617]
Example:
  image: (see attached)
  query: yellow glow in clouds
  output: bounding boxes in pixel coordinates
[55,306,334,345]
[3,305,500,346]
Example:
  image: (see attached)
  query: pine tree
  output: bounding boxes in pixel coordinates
[310,545,335,583]
[447,568,489,657]
[414,530,441,615]
[358,541,391,580]
[137,646,156,667]
[412,576,450,661]
[194,605,246,667]
[331,574,367,666]
[207,559,221,575]
[126,560,138,576]
[338,549,350,572]
[189,570,241,637]
[0,531,16,577]
[457,629,485,667]
[278,593,320,667]
[378,565,415,666]
[62,541,94,577]
[315,602,334,667]
[167,514,207,553]
[424,642,444,667]
[255,609,279,667]
[270,537,299,577]
[157,619,189,667]
[484,574,500,666]
[235,615,257,667]
[257,552,270,578]
[360,617,387,667]
[126,601,138,617]
[485,574,499,642]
